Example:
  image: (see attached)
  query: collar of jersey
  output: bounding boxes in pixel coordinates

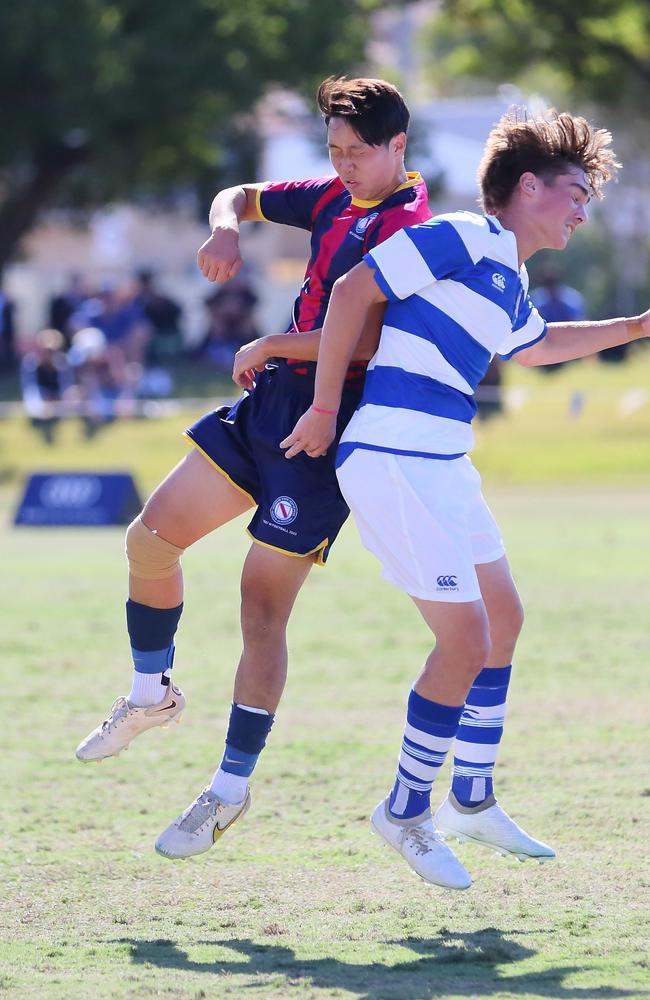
[350,171,422,208]
[486,213,521,269]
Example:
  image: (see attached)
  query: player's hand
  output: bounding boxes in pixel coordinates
[280,406,337,459]
[232,337,272,390]
[197,227,243,284]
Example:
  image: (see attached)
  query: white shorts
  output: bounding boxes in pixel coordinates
[337,449,505,603]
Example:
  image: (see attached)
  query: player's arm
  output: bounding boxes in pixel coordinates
[515,310,650,367]
[197,183,266,284]
[280,263,387,458]
[232,303,385,389]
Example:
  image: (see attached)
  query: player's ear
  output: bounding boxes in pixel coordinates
[520,171,538,197]
[391,132,407,157]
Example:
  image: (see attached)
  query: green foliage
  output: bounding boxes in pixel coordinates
[0,0,387,265]
[426,0,650,110]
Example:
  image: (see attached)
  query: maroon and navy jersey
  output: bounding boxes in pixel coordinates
[257,172,431,378]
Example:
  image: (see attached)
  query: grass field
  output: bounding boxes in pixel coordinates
[1,355,649,999]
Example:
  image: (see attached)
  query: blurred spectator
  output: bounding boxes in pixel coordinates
[20,328,73,444]
[0,275,16,371]
[194,280,260,372]
[48,272,91,347]
[133,269,184,364]
[531,269,585,372]
[93,284,151,365]
[68,326,139,437]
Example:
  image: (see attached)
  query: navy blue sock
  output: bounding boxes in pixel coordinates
[126,599,183,675]
[220,703,275,777]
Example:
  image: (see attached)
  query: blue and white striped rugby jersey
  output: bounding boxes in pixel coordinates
[338,211,547,463]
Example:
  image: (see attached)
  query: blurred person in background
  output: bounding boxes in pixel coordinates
[68,326,139,437]
[0,273,16,372]
[193,280,260,373]
[74,77,433,867]
[48,272,92,348]
[93,283,151,366]
[132,269,184,365]
[20,328,73,444]
[531,267,585,371]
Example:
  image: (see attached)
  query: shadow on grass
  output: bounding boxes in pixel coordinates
[115,928,645,998]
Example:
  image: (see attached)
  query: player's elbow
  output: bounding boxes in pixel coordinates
[514,345,542,367]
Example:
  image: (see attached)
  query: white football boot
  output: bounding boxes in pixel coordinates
[434,793,556,863]
[75,682,186,762]
[370,798,472,890]
[155,787,251,860]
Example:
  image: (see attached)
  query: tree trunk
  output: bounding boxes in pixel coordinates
[0,141,88,273]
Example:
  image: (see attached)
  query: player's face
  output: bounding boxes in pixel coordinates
[327,117,406,202]
[533,168,591,250]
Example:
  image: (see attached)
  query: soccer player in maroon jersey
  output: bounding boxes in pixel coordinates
[75,77,432,859]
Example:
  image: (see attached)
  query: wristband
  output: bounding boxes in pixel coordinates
[311,404,338,416]
[627,317,645,342]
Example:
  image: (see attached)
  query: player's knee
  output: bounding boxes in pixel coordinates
[125,515,185,580]
[240,579,291,638]
[490,594,525,655]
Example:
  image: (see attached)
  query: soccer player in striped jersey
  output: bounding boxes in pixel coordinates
[284,110,649,889]
[75,78,432,860]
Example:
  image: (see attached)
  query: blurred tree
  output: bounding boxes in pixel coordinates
[427,0,650,110]
[0,0,397,269]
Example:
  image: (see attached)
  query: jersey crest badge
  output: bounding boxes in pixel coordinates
[354,213,379,237]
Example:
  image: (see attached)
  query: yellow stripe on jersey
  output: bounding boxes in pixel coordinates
[246,530,329,567]
[256,187,270,222]
[350,171,422,208]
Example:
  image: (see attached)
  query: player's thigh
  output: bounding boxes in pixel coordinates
[142,448,254,548]
[240,542,315,626]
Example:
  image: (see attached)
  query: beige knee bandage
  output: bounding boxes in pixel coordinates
[125,516,185,580]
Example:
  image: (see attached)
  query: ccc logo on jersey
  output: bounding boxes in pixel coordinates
[436,575,458,588]
[492,272,506,292]
[270,496,298,526]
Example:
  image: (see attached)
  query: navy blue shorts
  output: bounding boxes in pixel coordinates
[184,363,362,564]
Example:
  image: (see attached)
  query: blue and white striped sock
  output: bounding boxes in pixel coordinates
[451,664,511,807]
[388,689,464,821]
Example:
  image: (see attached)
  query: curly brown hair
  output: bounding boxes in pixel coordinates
[317,76,409,147]
[478,109,620,213]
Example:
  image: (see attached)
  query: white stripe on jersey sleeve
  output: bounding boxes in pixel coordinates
[497,308,546,358]
[340,403,475,455]
[366,228,435,300]
[368,325,474,395]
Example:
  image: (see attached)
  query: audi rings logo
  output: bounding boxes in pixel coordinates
[39,475,102,509]
[436,575,458,589]
[270,496,298,526]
